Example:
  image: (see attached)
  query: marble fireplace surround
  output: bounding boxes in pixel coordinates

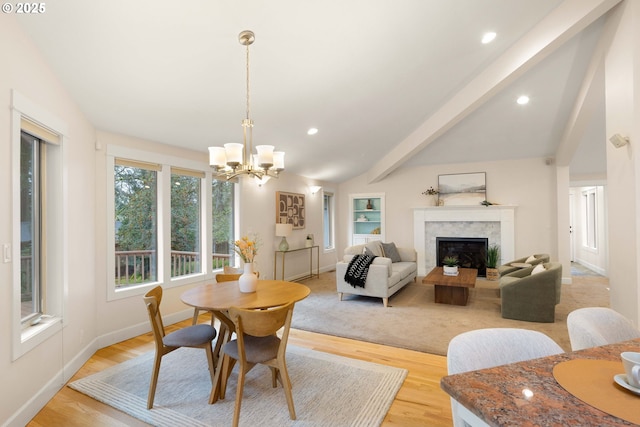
[413,206,516,276]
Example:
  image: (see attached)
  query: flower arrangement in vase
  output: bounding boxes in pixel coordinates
[233,234,261,292]
[422,186,439,206]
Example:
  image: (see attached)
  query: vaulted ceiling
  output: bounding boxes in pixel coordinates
[16,0,620,183]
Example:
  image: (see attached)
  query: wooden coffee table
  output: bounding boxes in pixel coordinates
[422,267,478,306]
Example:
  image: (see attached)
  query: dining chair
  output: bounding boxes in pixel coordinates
[143,286,217,409]
[567,307,640,351]
[447,328,564,427]
[218,302,296,427]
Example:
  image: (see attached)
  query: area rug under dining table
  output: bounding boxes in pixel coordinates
[68,345,407,427]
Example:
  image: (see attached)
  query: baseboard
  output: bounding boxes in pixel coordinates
[2,340,99,427]
[573,259,606,276]
[280,264,334,282]
[3,308,195,427]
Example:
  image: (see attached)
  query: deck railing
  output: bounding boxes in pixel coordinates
[115,250,231,287]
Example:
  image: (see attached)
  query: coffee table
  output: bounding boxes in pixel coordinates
[422,267,478,306]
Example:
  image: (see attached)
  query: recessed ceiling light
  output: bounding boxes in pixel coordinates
[307,128,318,135]
[517,95,530,105]
[481,32,496,44]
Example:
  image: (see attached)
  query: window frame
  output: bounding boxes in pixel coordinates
[581,187,598,251]
[11,90,68,361]
[106,145,231,301]
[323,191,335,252]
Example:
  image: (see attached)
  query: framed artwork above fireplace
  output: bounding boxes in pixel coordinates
[438,172,486,206]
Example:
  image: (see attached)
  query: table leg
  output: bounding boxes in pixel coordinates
[209,311,235,404]
[434,285,469,306]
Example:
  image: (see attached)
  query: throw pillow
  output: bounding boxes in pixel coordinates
[531,263,546,275]
[381,242,402,263]
[364,240,384,257]
[525,254,537,263]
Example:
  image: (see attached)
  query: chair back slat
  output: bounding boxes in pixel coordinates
[229,302,293,337]
[144,286,166,344]
[216,273,241,282]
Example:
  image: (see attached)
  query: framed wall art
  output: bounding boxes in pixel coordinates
[276,191,305,229]
[438,172,486,206]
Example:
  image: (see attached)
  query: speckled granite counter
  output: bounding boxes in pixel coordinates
[440,338,640,426]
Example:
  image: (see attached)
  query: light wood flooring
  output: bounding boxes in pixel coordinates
[27,315,453,427]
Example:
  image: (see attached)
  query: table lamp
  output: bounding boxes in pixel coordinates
[276,223,293,251]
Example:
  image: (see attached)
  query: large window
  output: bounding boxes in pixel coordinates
[12,90,66,360]
[171,169,203,278]
[107,147,237,299]
[20,131,42,325]
[323,192,335,251]
[114,160,159,287]
[212,179,235,269]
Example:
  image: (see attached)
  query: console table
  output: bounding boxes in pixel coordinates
[274,245,320,282]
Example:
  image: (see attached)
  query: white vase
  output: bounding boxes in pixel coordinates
[239,262,258,293]
[425,195,437,206]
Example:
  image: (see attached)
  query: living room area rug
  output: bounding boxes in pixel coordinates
[68,345,407,427]
[291,271,610,356]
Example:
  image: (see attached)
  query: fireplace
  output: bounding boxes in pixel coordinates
[437,237,488,276]
[413,206,516,276]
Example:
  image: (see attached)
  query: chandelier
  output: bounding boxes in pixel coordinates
[208,30,284,180]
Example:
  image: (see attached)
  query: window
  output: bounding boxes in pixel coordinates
[212,179,235,270]
[171,168,203,278]
[323,192,335,250]
[107,145,237,299]
[582,188,597,250]
[114,160,159,287]
[12,90,66,360]
[20,131,42,325]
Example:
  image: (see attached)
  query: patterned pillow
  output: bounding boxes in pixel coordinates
[381,242,402,263]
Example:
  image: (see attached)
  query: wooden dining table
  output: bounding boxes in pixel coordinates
[440,338,640,426]
[181,279,310,404]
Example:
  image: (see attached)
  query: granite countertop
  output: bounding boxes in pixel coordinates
[440,339,640,426]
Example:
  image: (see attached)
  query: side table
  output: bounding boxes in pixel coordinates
[274,245,320,282]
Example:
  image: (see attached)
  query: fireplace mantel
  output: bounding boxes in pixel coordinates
[413,205,517,276]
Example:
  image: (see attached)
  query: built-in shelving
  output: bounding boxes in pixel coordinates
[349,193,385,245]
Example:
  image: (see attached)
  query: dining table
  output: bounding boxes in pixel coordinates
[181,279,310,404]
[440,338,640,426]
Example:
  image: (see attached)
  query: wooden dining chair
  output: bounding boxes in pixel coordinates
[218,302,296,427]
[144,286,217,409]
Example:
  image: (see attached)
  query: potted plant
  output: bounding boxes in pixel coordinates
[443,255,459,276]
[422,186,439,206]
[486,244,500,281]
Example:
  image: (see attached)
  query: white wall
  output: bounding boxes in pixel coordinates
[337,157,560,272]
[605,0,640,326]
[0,16,98,425]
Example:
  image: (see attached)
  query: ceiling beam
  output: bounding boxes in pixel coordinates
[555,2,623,166]
[367,0,623,184]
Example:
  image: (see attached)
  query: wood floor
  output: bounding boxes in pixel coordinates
[27,316,453,427]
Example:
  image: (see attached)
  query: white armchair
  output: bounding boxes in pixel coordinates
[336,241,417,307]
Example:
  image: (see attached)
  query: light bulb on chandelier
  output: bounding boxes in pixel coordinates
[208,30,285,180]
